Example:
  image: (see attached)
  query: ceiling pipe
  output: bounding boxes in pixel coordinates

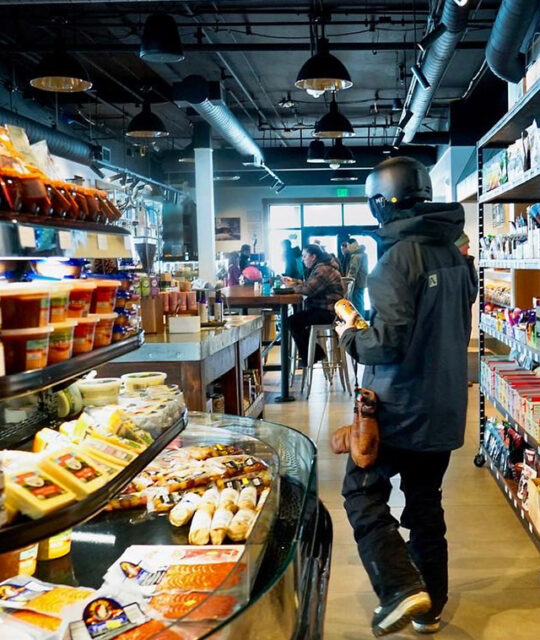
[0,106,98,165]
[485,0,540,83]
[403,0,470,143]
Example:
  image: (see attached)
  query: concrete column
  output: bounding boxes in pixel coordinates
[194,123,216,284]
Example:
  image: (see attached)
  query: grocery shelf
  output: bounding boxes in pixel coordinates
[480,386,540,453]
[0,408,188,553]
[0,217,132,259]
[479,323,540,363]
[0,332,144,401]
[479,78,540,147]
[481,447,540,549]
[479,166,540,204]
[480,259,540,269]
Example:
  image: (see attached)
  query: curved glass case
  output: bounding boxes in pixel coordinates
[34,413,332,640]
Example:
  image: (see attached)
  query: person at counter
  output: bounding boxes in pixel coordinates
[227,252,242,285]
[239,244,251,271]
[282,244,343,366]
[282,239,303,279]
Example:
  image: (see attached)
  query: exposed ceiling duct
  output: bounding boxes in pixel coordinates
[174,75,265,167]
[402,0,470,143]
[485,0,540,83]
[0,106,98,165]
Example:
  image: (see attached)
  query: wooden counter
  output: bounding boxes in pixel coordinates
[98,316,264,417]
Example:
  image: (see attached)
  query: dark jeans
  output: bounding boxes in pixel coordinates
[342,445,451,616]
[289,308,335,366]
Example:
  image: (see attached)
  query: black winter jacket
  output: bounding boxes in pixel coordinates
[340,202,478,452]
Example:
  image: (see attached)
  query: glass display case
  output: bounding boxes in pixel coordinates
[30,412,332,640]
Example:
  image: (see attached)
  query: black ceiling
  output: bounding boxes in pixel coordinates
[0,1,503,186]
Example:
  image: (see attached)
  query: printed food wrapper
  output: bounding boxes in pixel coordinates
[0,576,94,616]
[0,612,56,640]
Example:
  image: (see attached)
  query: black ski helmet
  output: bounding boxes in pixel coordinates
[365,156,432,224]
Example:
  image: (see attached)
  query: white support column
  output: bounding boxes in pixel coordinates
[194,146,217,284]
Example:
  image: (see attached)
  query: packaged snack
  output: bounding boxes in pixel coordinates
[67,280,96,318]
[210,508,234,545]
[48,320,77,364]
[39,447,107,499]
[0,544,38,580]
[5,467,76,519]
[37,529,72,561]
[169,493,202,528]
[90,280,121,314]
[218,487,239,513]
[0,575,93,615]
[72,315,98,355]
[122,372,168,393]
[237,485,257,511]
[188,508,212,545]
[334,298,369,329]
[0,283,51,329]
[77,378,121,406]
[227,509,256,542]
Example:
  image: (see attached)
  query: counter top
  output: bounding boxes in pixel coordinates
[113,315,263,362]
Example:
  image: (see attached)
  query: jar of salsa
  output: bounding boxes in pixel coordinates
[0,283,51,329]
[1,325,52,373]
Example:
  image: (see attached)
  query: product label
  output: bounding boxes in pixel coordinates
[40,297,50,327]
[89,440,133,463]
[55,453,102,483]
[119,561,167,587]
[0,580,51,606]
[25,338,48,370]
[69,295,91,314]
[69,597,147,640]
[13,471,66,500]
[50,296,68,322]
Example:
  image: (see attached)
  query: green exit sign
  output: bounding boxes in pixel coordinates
[336,187,349,197]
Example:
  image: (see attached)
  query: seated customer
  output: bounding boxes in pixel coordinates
[239,244,251,271]
[227,252,242,285]
[282,244,344,367]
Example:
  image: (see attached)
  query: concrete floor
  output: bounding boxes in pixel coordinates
[262,365,540,640]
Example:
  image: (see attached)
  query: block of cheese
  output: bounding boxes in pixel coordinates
[5,468,76,519]
[80,437,137,468]
[89,430,147,454]
[83,453,123,479]
[60,415,92,443]
[39,447,107,499]
[33,428,70,453]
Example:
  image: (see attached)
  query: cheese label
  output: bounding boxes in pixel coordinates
[87,439,135,464]
[54,453,102,483]
[13,471,66,501]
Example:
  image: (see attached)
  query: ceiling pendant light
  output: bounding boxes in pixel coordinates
[307,139,326,163]
[140,13,184,63]
[295,37,353,93]
[30,39,92,93]
[325,139,356,169]
[315,95,355,138]
[330,169,358,182]
[126,100,169,138]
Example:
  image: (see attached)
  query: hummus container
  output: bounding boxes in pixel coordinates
[67,280,97,318]
[48,320,77,364]
[2,326,53,373]
[94,312,117,348]
[77,377,121,406]
[73,315,99,355]
[122,371,167,393]
[0,283,51,329]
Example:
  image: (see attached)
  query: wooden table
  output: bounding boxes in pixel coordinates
[221,286,303,403]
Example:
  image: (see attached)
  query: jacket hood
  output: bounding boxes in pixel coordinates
[318,252,341,271]
[376,202,464,250]
[348,240,361,254]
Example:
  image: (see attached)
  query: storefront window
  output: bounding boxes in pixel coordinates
[303,203,342,227]
[343,203,378,226]
[269,204,301,229]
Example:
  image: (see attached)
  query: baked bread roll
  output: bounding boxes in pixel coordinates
[227,508,256,542]
[169,492,202,527]
[210,507,234,545]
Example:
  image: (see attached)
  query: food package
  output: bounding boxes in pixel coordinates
[188,507,213,546]
[210,508,235,545]
[526,120,540,170]
[218,487,239,513]
[169,492,202,527]
[198,487,220,514]
[237,486,257,511]
[227,509,257,542]
[507,140,525,182]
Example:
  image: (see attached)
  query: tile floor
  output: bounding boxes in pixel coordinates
[262,366,540,640]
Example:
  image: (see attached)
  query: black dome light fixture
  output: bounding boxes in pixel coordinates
[30,38,92,93]
[140,13,184,63]
[127,100,169,138]
[314,94,355,138]
[325,138,356,169]
[295,36,353,96]
[307,139,326,163]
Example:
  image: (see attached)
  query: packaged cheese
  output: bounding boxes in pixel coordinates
[88,430,147,455]
[80,437,137,468]
[32,427,69,453]
[39,447,107,499]
[5,468,76,519]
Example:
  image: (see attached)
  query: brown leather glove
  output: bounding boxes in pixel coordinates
[330,389,379,468]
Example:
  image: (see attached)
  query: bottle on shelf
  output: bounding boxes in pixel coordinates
[214,290,224,323]
[198,290,208,323]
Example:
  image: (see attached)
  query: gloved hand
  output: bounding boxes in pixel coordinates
[330,389,380,469]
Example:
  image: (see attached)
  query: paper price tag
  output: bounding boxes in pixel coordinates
[58,230,72,250]
[97,234,108,250]
[18,225,36,248]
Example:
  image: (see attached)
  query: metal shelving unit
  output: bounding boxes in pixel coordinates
[477,84,540,543]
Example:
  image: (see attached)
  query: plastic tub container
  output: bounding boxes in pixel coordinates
[1,326,53,374]
[49,282,73,323]
[48,320,77,364]
[0,544,39,580]
[90,280,121,314]
[94,312,117,348]
[77,378,121,406]
[67,280,96,318]
[73,315,98,355]
[122,371,167,393]
[37,529,72,561]
[0,283,51,329]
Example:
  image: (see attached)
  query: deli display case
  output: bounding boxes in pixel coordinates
[0,412,332,640]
